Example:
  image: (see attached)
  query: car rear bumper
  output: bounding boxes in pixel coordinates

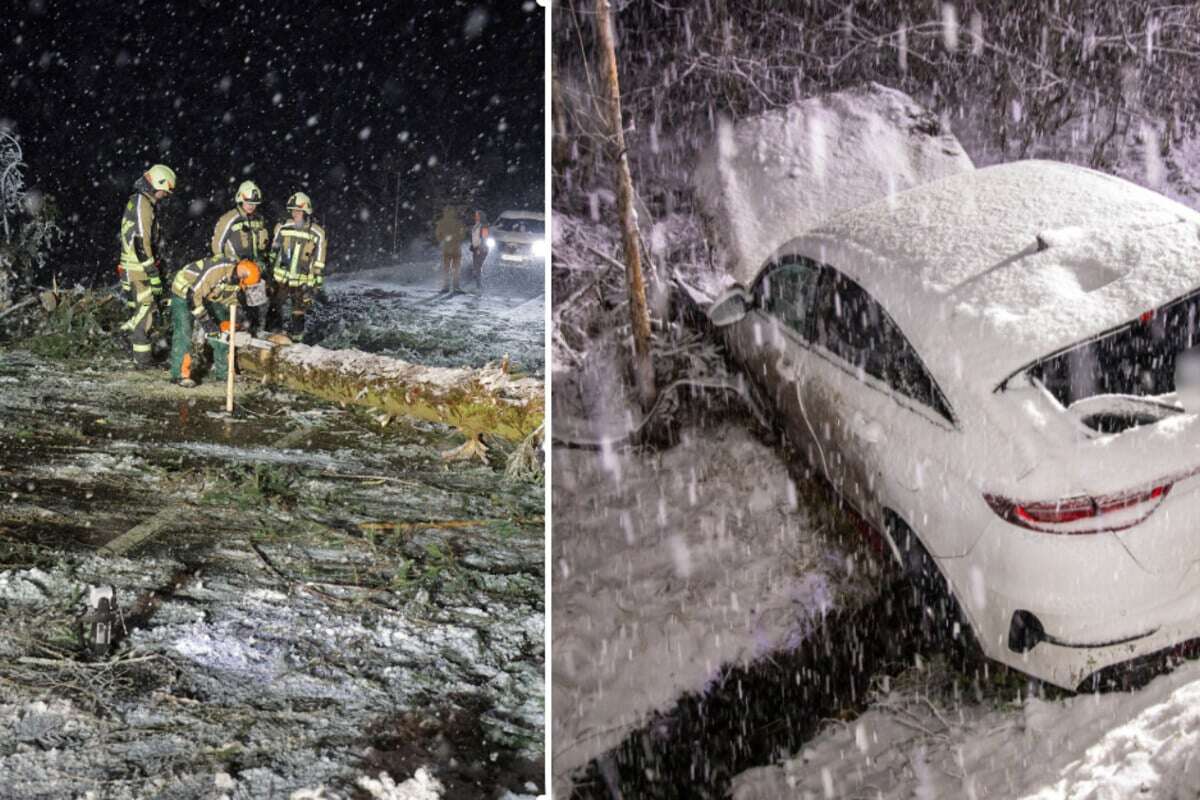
[990,607,1200,690]
[948,517,1200,688]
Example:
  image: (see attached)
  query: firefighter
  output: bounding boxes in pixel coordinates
[268,192,327,342]
[212,180,270,332]
[118,164,176,367]
[168,256,268,387]
[466,209,489,293]
[435,206,466,293]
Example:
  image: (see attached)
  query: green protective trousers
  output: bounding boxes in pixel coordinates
[208,302,230,380]
[169,296,191,380]
[168,297,230,381]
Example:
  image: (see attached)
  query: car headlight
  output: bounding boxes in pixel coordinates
[487,237,495,248]
[531,239,546,258]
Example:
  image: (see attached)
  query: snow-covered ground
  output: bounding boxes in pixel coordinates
[551,424,876,796]
[553,399,1200,799]
[0,270,545,799]
[733,657,1200,799]
[314,251,544,377]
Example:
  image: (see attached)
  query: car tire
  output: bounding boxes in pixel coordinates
[885,512,980,662]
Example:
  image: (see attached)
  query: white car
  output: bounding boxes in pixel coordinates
[708,160,1200,690]
[490,210,546,266]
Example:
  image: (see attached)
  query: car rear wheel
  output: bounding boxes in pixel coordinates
[885,511,981,663]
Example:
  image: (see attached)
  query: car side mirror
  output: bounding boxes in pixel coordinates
[708,287,752,327]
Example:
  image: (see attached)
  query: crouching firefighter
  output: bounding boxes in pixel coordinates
[168,257,268,387]
[118,164,176,367]
[268,192,327,342]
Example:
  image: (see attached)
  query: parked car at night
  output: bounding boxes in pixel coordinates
[491,210,546,267]
[708,160,1200,690]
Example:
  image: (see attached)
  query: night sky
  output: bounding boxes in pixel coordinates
[1,0,545,282]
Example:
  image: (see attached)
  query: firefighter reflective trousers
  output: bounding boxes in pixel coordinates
[272,284,310,341]
[120,272,156,365]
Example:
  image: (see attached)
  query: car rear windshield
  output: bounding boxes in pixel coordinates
[1024,286,1200,408]
[496,218,544,234]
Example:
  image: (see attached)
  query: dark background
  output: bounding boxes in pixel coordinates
[1,0,545,283]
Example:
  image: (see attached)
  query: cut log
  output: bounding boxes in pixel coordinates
[237,342,543,444]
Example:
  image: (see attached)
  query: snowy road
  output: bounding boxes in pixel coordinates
[313,256,545,377]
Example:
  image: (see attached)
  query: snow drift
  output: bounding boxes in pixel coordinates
[732,657,1200,799]
[691,83,974,286]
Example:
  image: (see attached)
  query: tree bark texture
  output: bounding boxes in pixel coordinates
[594,0,657,409]
[238,342,544,444]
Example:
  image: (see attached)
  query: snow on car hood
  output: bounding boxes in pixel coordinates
[795,160,1200,396]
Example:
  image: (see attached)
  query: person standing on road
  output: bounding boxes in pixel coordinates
[268,192,327,342]
[466,209,490,294]
[168,256,268,387]
[212,181,270,332]
[117,164,176,368]
[435,205,466,293]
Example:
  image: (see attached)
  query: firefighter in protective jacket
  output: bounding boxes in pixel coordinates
[212,181,270,331]
[168,256,268,387]
[118,164,176,366]
[212,181,269,261]
[268,192,327,341]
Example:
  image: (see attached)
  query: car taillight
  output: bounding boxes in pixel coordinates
[983,482,1173,534]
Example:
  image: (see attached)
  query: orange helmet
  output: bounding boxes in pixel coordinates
[235,259,261,287]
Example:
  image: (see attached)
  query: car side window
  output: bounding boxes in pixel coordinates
[813,268,953,423]
[756,257,820,340]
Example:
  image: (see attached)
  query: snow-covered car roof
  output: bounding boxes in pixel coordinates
[778,160,1200,395]
[498,210,545,221]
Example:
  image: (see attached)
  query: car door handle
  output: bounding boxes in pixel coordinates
[851,412,885,444]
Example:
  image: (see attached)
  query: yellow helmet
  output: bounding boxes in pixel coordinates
[235,259,262,287]
[145,164,176,194]
[235,180,262,206]
[286,192,313,215]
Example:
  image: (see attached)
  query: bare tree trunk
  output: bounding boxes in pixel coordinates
[237,343,544,445]
[594,0,656,410]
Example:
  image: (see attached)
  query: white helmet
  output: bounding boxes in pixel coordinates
[145,164,176,194]
[286,192,313,215]
[235,180,262,206]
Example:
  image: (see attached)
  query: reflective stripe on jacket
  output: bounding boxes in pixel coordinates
[270,220,328,286]
[171,255,240,318]
[119,188,160,278]
[212,208,268,260]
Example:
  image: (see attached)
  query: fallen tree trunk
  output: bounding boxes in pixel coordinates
[237,342,544,445]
